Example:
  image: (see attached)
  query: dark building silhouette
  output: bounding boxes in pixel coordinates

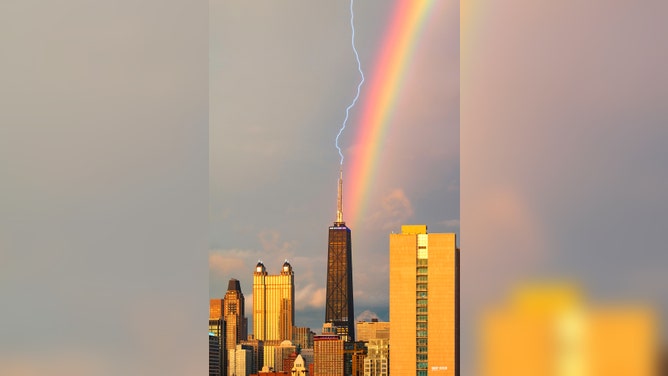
[209,316,226,376]
[325,169,355,342]
[209,333,222,376]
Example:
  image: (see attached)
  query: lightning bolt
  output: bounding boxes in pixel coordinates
[335,0,365,166]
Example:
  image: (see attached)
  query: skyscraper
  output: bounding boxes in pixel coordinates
[224,278,248,351]
[389,225,459,376]
[325,169,355,342]
[210,333,222,376]
[210,301,227,376]
[253,261,295,342]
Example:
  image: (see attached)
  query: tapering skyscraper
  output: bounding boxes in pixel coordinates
[325,168,355,342]
[389,225,459,376]
[223,278,248,351]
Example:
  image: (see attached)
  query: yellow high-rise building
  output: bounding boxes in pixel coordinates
[253,260,295,342]
[389,225,459,376]
[479,283,658,376]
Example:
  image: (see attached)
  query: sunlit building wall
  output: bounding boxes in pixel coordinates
[240,337,264,374]
[356,320,390,342]
[253,261,295,342]
[314,334,344,376]
[389,225,459,376]
[479,284,658,376]
[211,299,224,320]
[292,326,315,349]
[364,339,389,376]
[229,344,253,376]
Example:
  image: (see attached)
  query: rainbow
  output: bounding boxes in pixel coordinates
[345,0,439,227]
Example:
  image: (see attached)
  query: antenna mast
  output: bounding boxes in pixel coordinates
[336,168,344,224]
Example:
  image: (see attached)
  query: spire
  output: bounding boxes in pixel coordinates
[336,168,344,224]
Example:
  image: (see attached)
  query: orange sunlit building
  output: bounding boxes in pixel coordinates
[389,225,459,376]
[479,283,658,376]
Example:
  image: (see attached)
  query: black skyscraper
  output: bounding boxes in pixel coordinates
[325,169,355,342]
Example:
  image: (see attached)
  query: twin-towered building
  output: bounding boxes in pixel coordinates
[253,260,295,343]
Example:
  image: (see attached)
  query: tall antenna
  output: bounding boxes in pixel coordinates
[336,168,344,224]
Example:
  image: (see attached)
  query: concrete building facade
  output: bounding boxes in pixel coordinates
[389,225,459,376]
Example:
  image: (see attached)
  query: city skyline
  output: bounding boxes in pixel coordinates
[210,0,460,334]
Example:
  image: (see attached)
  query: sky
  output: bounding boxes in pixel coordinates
[461,0,668,368]
[210,0,460,333]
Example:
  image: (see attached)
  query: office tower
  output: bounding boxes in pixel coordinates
[356,320,390,342]
[389,225,459,376]
[314,334,344,376]
[210,333,222,376]
[480,284,657,376]
[364,339,389,376]
[325,169,355,342]
[292,326,314,349]
[210,315,227,376]
[240,337,264,374]
[229,344,253,376]
[253,261,295,342]
[224,278,248,351]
